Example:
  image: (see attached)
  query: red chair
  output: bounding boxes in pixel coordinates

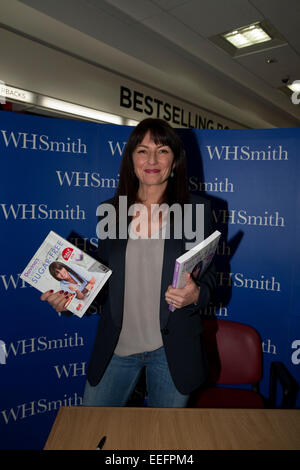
[191,319,298,409]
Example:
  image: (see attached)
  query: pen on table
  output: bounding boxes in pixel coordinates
[96,435,107,450]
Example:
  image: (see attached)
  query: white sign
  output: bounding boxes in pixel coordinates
[0,83,36,105]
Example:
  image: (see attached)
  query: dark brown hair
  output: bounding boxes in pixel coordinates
[49,261,84,284]
[114,118,189,208]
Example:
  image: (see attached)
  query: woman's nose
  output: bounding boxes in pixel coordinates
[147,150,158,164]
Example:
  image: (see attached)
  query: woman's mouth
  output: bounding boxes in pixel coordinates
[145,169,160,173]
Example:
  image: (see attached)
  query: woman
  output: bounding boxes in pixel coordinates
[41,118,216,407]
[49,261,97,300]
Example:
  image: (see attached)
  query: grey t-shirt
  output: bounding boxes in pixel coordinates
[114,236,165,356]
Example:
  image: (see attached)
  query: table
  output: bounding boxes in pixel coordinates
[44,406,300,450]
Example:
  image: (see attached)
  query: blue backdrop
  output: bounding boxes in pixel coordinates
[0,111,299,449]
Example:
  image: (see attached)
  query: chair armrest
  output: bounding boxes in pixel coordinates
[269,361,299,408]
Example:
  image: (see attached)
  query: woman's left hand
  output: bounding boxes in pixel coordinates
[165,273,200,310]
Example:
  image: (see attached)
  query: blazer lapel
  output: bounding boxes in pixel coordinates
[108,236,128,328]
[108,206,131,328]
[159,219,183,329]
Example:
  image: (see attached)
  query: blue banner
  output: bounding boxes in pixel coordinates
[179,128,300,405]
[0,111,299,449]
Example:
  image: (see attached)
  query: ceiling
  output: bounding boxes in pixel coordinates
[2,0,300,128]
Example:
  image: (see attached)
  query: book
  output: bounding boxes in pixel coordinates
[20,231,112,318]
[169,230,221,311]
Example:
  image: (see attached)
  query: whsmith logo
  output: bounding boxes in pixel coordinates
[0,130,87,154]
[4,333,84,358]
[1,393,82,424]
[213,208,284,227]
[56,171,120,188]
[0,204,85,220]
[206,145,288,161]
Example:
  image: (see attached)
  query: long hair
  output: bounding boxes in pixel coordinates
[49,261,84,284]
[114,118,189,208]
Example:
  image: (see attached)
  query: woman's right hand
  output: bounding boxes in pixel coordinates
[40,289,71,313]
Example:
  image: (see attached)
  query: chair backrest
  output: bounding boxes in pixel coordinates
[202,319,262,385]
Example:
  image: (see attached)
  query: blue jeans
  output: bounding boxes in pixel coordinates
[83,347,189,408]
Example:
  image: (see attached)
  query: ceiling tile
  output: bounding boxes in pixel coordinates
[142,11,201,50]
[250,0,300,53]
[150,0,191,11]
[102,0,161,21]
[169,0,264,37]
[236,45,300,88]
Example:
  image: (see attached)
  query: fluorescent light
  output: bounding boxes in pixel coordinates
[2,84,128,125]
[125,119,140,126]
[224,23,272,49]
[287,81,300,93]
[38,96,123,125]
[226,33,249,48]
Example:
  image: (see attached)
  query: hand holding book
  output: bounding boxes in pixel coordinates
[165,273,200,310]
[40,289,71,314]
[21,231,112,318]
[168,230,221,312]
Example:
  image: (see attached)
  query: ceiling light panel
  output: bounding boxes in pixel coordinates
[210,20,286,58]
[223,24,272,49]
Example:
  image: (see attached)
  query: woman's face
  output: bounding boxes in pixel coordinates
[55,267,69,280]
[132,131,174,189]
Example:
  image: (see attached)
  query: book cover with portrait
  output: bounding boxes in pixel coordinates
[20,231,112,317]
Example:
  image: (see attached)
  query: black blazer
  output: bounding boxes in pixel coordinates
[86,194,216,394]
